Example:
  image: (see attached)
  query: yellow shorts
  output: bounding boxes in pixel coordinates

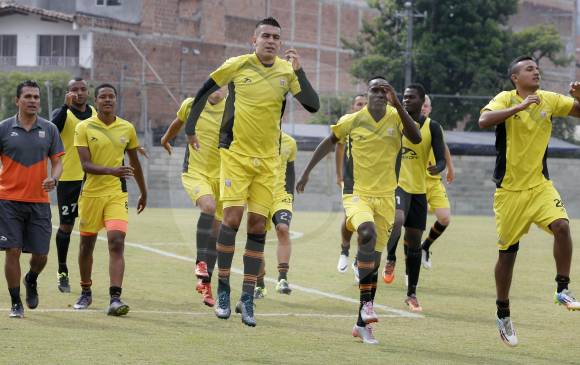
[182,171,223,221]
[266,192,293,231]
[78,193,128,234]
[219,149,277,218]
[494,180,568,250]
[343,193,396,253]
[426,178,450,212]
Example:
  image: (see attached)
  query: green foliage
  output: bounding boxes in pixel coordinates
[348,0,573,131]
[308,94,361,125]
[0,71,72,121]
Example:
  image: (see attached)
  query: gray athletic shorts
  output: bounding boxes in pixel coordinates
[0,200,52,255]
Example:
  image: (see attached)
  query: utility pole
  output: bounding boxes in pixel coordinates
[396,1,426,87]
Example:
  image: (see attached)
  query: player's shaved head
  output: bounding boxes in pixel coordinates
[508,56,535,78]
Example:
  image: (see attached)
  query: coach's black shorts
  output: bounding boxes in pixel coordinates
[0,200,52,255]
[395,187,427,231]
[272,209,292,228]
[57,180,82,225]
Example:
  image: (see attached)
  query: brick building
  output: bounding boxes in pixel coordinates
[0,0,374,145]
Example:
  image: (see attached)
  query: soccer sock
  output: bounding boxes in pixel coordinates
[242,233,266,296]
[406,246,422,297]
[555,274,570,293]
[196,213,214,264]
[386,230,401,262]
[357,249,375,304]
[56,229,72,274]
[422,221,448,251]
[340,246,349,256]
[256,272,265,288]
[496,299,510,319]
[8,287,21,305]
[370,252,381,301]
[80,280,92,294]
[109,286,122,302]
[278,263,289,281]
[216,225,237,293]
[25,271,39,284]
[203,234,218,284]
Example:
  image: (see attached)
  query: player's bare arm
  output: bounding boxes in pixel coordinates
[478,95,540,128]
[384,83,421,143]
[127,148,147,214]
[77,146,134,178]
[296,133,340,193]
[160,117,185,155]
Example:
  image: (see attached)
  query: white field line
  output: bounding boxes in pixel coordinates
[10,308,407,318]
[54,226,422,319]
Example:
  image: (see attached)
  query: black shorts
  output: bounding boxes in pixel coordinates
[0,200,52,255]
[272,209,292,228]
[57,180,82,225]
[395,187,427,231]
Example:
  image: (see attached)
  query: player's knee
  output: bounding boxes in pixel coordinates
[438,214,450,226]
[275,223,290,236]
[393,211,405,228]
[358,223,377,246]
[198,200,217,215]
[550,219,570,238]
[248,214,266,233]
[108,236,125,254]
[5,248,21,259]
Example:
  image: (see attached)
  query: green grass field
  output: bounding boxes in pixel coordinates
[1,208,580,364]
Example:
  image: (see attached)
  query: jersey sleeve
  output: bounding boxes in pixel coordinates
[210,56,242,87]
[176,98,193,122]
[482,92,509,112]
[74,122,88,147]
[127,124,140,150]
[550,92,575,117]
[331,114,354,143]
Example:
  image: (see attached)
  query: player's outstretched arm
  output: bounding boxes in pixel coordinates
[479,95,540,128]
[160,117,185,155]
[127,148,147,214]
[296,133,339,193]
[184,78,220,149]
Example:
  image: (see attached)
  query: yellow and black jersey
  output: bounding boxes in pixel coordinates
[399,117,446,194]
[74,116,139,197]
[210,53,301,158]
[177,97,224,179]
[331,106,403,196]
[482,89,574,191]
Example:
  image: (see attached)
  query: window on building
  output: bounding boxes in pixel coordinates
[97,0,122,5]
[0,35,17,66]
[38,35,79,67]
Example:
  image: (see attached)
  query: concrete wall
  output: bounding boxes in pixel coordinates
[125,147,580,219]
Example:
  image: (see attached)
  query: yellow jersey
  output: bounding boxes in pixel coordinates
[331,106,403,197]
[210,53,301,158]
[177,97,224,179]
[74,115,139,197]
[399,118,432,194]
[482,89,574,191]
[60,105,96,181]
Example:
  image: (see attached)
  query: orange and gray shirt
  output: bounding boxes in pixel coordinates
[0,115,64,203]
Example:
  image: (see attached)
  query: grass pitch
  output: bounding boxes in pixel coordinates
[1,208,580,364]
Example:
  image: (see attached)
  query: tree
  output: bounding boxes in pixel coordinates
[347,0,573,132]
[0,71,72,121]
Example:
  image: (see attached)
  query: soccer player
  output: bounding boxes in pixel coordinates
[336,94,367,275]
[421,95,454,269]
[160,88,226,307]
[255,132,297,298]
[479,56,580,347]
[0,80,63,318]
[73,83,147,316]
[50,78,96,293]
[296,77,421,344]
[382,95,454,277]
[185,17,319,327]
[380,84,446,312]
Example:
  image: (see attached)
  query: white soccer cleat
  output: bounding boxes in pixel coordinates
[352,324,379,345]
[555,289,580,311]
[421,249,432,270]
[337,254,349,273]
[496,316,518,347]
[360,301,378,324]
